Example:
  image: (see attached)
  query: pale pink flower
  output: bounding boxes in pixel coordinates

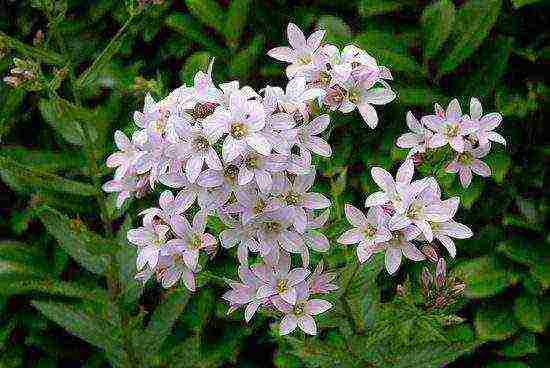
[128,222,170,271]
[381,227,425,275]
[158,173,216,210]
[102,175,139,208]
[140,190,191,229]
[273,288,332,335]
[469,97,506,148]
[158,252,197,291]
[446,144,491,188]
[295,114,332,160]
[223,265,263,321]
[256,208,304,256]
[134,130,170,186]
[237,151,288,193]
[272,76,325,119]
[106,130,143,180]
[262,111,298,155]
[233,190,282,225]
[267,23,325,78]
[338,205,391,263]
[396,111,434,158]
[196,165,255,207]
[432,220,473,258]
[218,211,260,264]
[308,260,338,294]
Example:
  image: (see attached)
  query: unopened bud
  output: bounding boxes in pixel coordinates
[396,284,406,297]
[435,258,446,289]
[421,267,433,289]
[421,245,438,263]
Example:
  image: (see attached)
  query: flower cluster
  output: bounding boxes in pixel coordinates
[103,23,396,335]
[396,98,506,188]
[338,159,473,274]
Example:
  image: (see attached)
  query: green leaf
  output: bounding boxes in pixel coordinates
[454,256,519,298]
[225,0,252,49]
[358,0,414,17]
[2,279,109,301]
[0,154,97,196]
[421,0,456,61]
[396,84,446,106]
[317,15,352,46]
[185,0,225,33]
[134,288,190,355]
[165,13,223,53]
[438,0,501,76]
[500,332,538,358]
[37,206,111,275]
[0,146,84,174]
[512,0,545,8]
[498,238,550,289]
[180,52,212,85]
[514,293,545,333]
[31,300,128,366]
[485,149,512,184]
[474,302,519,342]
[228,35,265,79]
[0,31,64,65]
[0,241,50,282]
[369,48,424,75]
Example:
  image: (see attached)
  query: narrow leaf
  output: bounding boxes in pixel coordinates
[225,0,252,49]
[165,13,223,53]
[185,0,225,33]
[421,0,456,61]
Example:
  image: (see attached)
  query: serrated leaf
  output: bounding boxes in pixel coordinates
[185,0,225,33]
[0,154,97,196]
[454,255,519,298]
[514,293,545,333]
[421,0,456,61]
[31,300,128,366]
[228,35,265,79]
[438,0,501,76]
[317,15,352,46]
[474,302,519,342]
[165,13,223,53]
[500,332,538,358]
[37,206,111,275]
[225,0,252,49]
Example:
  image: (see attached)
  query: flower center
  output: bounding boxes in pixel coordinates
[276,279,288,294]
[364,224,377,238]
[193,136,209,151]
[457,152,473,165]
[245,155,260,169]
[264,221,281,233]
[192,102,217,119]
[223,165,239,180]
[172,253,185,265]
[444,123,460,138]
[285,192,301,206]
[253,199,267,214]
[298,55,312,65]
[406,203,423,220]
[319,71,331,85]
[348,89,361,104]
[189,234,202,249]
[292,302,305,316]
[230,122,248,139]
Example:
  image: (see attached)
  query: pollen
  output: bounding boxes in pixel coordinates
[230,122,248,139]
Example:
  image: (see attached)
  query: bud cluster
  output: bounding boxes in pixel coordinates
[420,258,466,311]
[3,58,43,91]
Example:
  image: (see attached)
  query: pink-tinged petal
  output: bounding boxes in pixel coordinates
[293,169,315,193]
[449,136,465,153]
[365,191,388,207]
[251,264,273,284]
[116,191,131,208]
[344,204,368,227]
[371,167,395,192]
[471,159,491,177]
[357,244,374,263]
[237,243,249,264]
[280,287,297,305]
[272,297,292,314]
[480,112,502,131]
[172,216,192,237]
[338,228,363,245]
[442,196,460,217]
[182,270,196,292]
[244,301,260,322]
[197,169,223,188]
[293,207,308,234]
[158,190,174,210]
[428,133,447,148]
[257,285,277,299]
[401,244,425,261]
[114,130,131,150]
[358,103,378,129]
[302,193,331,209]
[237,165,254,186]
[287,23,307,49]
[246,133,272,156]
[288,268,310,286]
[205,148,223,170]
[445,161,461,173]
[297,315,317,335]
[388,214,412,231]
[396,159,414,184]
[414,220,434,242]
[304,136,332,157]
[279,314,298,335]
[470,97,482,121]
[255,169,273,193]
[307,29,325,50]
[106,152,125,168]
[267,46,297,63]
[437,234,457,258]
[223,136,246,163]
[396,133,421,148]
[406,111,423,133]
[161,268,182,288]
[305,299,332,315]
[439,221,473,239]
[385,247,402,275]
[424,204,453,223]
[459,168,472,188]
[182,249,199,270]
[422,115,444,132]
[364,88,396,105]
[486,132,506,146]
[446,98,462,121]
[280,231,304,253]
[307,114,330,135]
[306,231,329,252]
[102,180,123,192]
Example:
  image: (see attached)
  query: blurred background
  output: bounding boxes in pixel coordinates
[0,0,549,367]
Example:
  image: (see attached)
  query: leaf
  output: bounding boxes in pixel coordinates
[37,206,111,275]
[474,302,519,342]
[0,146,84,174]
[31,300,128,366]
[454,256,519,298]
[498,238,550,289]
[514,293,545,333]
[225,0,252,49]
[2,279,109,301]
[421,0,456,61]
[512,0,545,8]
[134,288,190,355]
[358,0,414,17]
[499,333,538,358]
[0,31,64,65]
[180,52,212,85]
[0,154,97,196]
[485,149,512,184]
[38,98,98,146]
[185,0,225,34]
[316,15,352,46]
[369,48,424,75]
[395,84,446,107]
[227,35,265,79]
[165,13,223,53]
[0,241,50,282]
[438,0,501,76]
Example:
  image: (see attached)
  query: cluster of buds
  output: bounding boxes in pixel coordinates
[338,159,473,274]
[397,98,506,188]
[103,23,395,335]
[420,258,466,311]
[3,57,43,91]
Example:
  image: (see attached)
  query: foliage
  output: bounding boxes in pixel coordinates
[0,1,549,367]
